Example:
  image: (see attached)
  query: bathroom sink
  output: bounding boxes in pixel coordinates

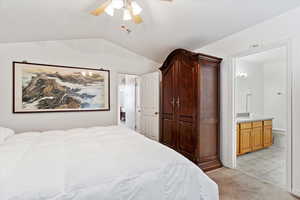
[236,113,274,123]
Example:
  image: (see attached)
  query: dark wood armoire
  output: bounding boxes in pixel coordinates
[159,49,222,171]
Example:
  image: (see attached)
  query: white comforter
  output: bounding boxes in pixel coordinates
[0,126,218,200]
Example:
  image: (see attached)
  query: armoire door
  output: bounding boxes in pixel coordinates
[175,61,198,160]
[160,63,177,149]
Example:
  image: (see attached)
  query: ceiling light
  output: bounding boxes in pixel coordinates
[105,4,114,16]
[236,72,248,79]
[91,0,144,25]
[111,0,124,9]
[131,1,142,15]
[123,9,132,21]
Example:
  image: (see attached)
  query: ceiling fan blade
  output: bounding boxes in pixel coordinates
[90,0,111,16]
[132,15,143,24]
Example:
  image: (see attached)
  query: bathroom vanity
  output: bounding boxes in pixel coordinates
[236,116,273,155]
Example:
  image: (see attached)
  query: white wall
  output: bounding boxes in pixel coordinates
[236,60,264,114]
[0,39,159,133]
[236,59,287,132]
[263,61,287,132]
[195,6,300,196]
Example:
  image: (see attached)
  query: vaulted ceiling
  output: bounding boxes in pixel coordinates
[0,0,300,62]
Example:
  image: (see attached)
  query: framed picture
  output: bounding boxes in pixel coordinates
[13,62,110,113]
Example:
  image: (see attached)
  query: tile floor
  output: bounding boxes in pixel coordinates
[237,145,286,188]
[207,168,299,200]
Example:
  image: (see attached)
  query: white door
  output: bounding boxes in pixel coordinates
[140,71,160,141]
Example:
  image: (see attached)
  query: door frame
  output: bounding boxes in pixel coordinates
[226,39,293,192]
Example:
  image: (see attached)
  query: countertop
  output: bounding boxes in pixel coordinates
[236,115,274,123]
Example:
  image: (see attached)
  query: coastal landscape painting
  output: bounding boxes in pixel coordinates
[13,62,110,113]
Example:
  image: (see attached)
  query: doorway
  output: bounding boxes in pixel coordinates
[117,74,139,130]
[231,43,292,191]
[117,72,160,141]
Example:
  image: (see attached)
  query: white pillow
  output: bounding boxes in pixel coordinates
[0,127,15,144]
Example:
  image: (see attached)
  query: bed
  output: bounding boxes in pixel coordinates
[0,126,219,200]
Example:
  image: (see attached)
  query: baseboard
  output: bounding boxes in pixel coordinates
[221,160,233,168]
[292,188,300,198]
[198,160,222,172]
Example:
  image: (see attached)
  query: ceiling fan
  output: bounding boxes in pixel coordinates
[91,0,173,24]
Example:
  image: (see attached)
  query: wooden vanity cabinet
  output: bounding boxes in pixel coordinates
[263,120,273,147]
[239,126,252,154]
[252,121,264,151]
[236,125,241,155]
[237,120,272,155]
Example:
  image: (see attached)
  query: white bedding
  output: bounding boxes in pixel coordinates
[0,126,218,200]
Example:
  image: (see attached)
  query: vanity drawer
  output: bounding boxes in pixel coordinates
[264,120,272,126]
[240,122,252,129]
[252,121,263,128]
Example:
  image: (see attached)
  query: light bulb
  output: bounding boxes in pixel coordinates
[236,72,248,79]
[123,9,132,21]
[104,4,114,16]
[111,0,124,9]
[131,1,142,15]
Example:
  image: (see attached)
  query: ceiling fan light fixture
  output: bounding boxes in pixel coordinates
[105,4,115,16]
[131,1,142,15]
[90,0,144,25]
[111,0,124,9]
[123,9,132,20]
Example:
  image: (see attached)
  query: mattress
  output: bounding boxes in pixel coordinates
[0,126,218,200]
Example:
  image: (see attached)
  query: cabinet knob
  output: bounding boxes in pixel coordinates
[155,112,159,115]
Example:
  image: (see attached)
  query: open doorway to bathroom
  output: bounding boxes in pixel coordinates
[235,46,289,189]
[117,74,140,130]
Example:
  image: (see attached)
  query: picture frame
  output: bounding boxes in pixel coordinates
[13,62,110,113]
